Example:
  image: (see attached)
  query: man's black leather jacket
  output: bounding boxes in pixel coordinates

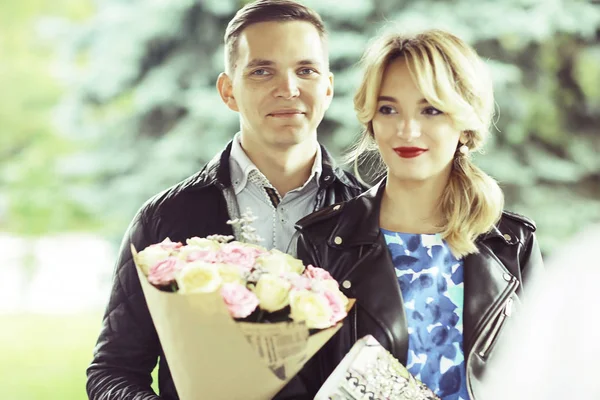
[86,141,364,400]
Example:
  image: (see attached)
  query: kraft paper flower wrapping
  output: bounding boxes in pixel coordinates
[132,234,354,400]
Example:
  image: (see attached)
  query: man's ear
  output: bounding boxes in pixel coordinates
[324,72,334,110]
[216,72,239,112]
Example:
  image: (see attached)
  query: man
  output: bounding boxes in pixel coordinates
[86,1,364,399]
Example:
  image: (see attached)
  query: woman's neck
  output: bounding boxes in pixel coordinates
[379,175,448,234]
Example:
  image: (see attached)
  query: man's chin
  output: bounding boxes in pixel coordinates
[269,128,316,148]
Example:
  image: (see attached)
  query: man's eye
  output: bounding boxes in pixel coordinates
[298,68,317,75]
[423,106,443,116]
[251,69,270,76]
[378,105,396,115]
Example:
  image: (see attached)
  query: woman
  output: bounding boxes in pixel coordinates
[293,29,544,399]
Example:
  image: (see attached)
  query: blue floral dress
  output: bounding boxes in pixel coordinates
[381,228,470,400]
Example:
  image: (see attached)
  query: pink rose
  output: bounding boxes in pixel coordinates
[148,256,185,286]
[304,265,334,281]
[218,242,262,271]
[323,289,348,325]
[184,248,219,263]
[220,283,259,319]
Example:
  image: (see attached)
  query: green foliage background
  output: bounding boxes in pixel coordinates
[3,0,599,251]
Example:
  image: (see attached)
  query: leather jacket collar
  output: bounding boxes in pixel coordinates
[185,140,364,192]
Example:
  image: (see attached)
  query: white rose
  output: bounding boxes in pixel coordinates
[256,250,305,275]
[289,290,333,329]
[253,274,292,312]
[176,261,222,294]
[216,263,245,284]
[311,278,343,295]
[135,245,171,275]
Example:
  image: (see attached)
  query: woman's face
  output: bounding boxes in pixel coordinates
[372,58,465,185]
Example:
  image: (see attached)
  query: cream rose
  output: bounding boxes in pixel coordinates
[289,290,334,329]
[255,250,305,275]
[216,263,245,284]
[185,237,221,251]
[253,274,292,312]
[176,261,222,294]
[311,278,342,294]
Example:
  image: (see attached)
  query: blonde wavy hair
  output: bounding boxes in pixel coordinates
[349,29,504,257]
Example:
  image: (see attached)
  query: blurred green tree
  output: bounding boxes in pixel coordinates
[0,0,93,235]
[46,0,600,251]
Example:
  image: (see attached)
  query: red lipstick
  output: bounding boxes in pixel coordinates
[393,147,428,158]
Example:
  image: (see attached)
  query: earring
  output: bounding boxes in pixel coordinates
[459,144,469,155]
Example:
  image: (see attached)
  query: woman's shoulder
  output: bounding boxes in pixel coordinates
[499,210,537,232]
[489,210,538,247]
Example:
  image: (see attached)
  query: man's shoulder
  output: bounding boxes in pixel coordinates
[332,168,368,194]
[138,147,230,220]
[319,144,368,195]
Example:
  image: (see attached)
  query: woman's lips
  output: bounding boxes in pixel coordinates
[393,147,428,158]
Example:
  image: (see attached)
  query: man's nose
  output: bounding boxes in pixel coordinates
[273,72,300,99]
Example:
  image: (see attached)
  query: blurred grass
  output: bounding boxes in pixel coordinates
[0,312,159,400]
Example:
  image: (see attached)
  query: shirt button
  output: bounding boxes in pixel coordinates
[503,273,512,282]
[342,280,351,289]
[324,176,331,181]
[503,233,512,241]
[334,236,343,245]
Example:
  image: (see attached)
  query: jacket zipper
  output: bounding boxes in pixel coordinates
[478,297,513,358]
[351,304,358,343]
[466,276,519,399]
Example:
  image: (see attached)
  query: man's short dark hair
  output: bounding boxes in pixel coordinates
[224,0,328,74]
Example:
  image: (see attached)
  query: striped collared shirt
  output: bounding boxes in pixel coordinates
[228,133,322,252]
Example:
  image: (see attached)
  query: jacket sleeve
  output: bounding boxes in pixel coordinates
[520,231,544,295]
[86,211,162,400]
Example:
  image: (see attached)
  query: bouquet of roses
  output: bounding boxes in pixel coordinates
[131,214,354,400]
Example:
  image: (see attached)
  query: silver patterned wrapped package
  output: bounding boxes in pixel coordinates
[315,335,440,400]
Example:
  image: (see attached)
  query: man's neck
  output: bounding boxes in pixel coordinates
[379,173,450,234]
[239,135,319,197]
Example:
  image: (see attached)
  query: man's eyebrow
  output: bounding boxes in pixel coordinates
[245,59,323,69]
[245,59,275,69]
[297,59,321,66]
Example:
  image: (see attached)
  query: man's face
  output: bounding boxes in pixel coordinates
[218,21,333,150]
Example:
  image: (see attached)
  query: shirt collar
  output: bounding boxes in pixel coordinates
[229,132,323,195]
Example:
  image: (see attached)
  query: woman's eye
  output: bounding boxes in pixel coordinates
[423,106,443,116]
[378,105,396,115]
